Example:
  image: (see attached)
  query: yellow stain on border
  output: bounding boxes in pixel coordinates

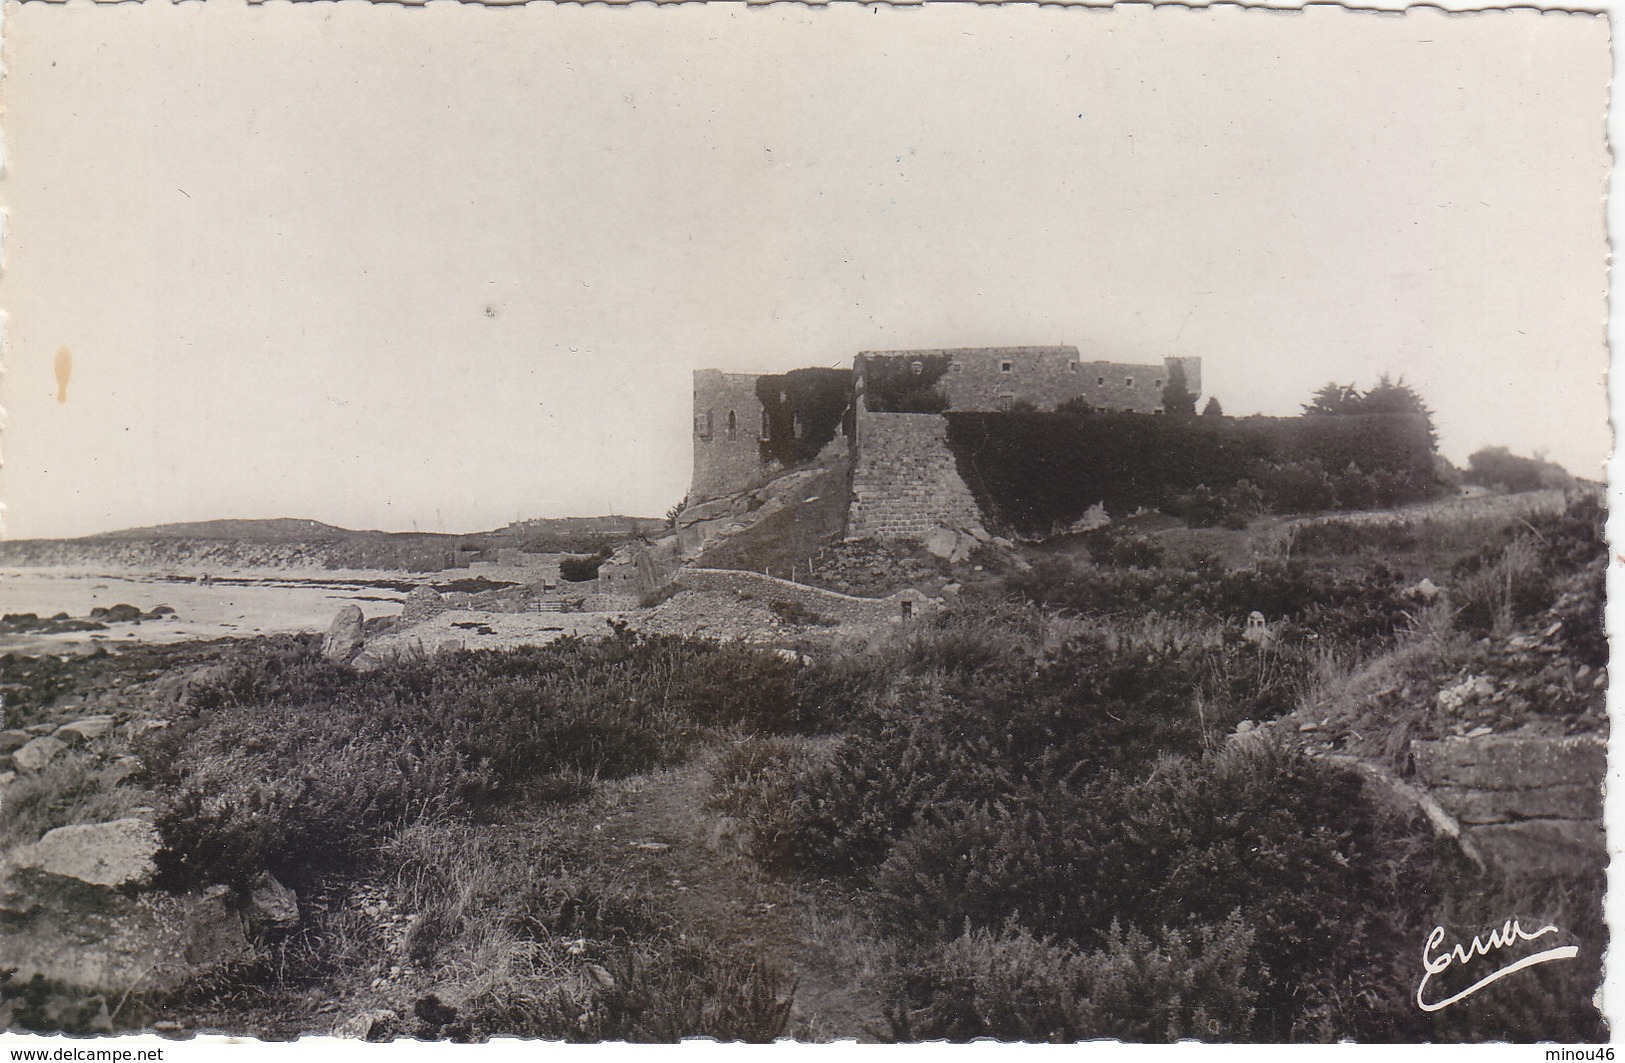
[54,346,72,404]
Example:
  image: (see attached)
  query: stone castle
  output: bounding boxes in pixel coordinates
[594,345,1201,606]
[691,346,1201,538]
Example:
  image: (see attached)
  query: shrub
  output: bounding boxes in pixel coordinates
[1449,537,1554,637]
[705,736,805,871]
[1464,445,1572,492]
[146,635,802,891]
[890,919,1260,1042]
[560,552,609,583]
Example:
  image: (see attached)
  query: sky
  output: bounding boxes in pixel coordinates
[0,1,1610,540]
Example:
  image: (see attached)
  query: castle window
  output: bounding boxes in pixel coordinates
[1125,377,1134,387]
[1153,408,1165,415]
[1097,376,1105,386]
[759,409,771,441]
[1000,361,1013,373]
[995,394,1015,411]
[727,410,737,440]
[696,410,713,440]
[950,363,962,373]
[1155,379,1163,388]
[1096,406,1109,414]
[910,360,924,375]
[1069,362,1078,373]
[901,599,913,619]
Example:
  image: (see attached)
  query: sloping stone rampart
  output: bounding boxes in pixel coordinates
[848,410,983,540]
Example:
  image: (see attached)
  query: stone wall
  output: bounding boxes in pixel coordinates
[691,369,773,501]
[855,347,1199,414]
[847,408,984,540]
[671,566,937,627]
[1411,734,1604,878]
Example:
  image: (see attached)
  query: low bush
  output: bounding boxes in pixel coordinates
[705,736,805,872]
[145,633,801,891]
[559,552,610,583]
[866,739,1435,1040]
[889,919,1260,1042]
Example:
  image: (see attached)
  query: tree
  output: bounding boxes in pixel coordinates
[1302,382,1361,416]
[1202,397,1224,417]
[1161,362,1197,417]
[1358,373,1437,449]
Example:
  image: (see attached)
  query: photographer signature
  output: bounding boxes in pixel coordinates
[1416,919,1578,1012]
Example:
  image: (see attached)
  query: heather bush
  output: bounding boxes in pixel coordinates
[889,918,1260,1042]
[705,736,805,871]
[861,739,1435,1040]
[147,633,801,891]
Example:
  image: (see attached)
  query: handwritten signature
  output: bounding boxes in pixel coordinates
[1416,919,1579,1012]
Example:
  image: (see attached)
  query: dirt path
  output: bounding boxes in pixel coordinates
[580,751,889,1040]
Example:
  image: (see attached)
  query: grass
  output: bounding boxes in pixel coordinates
[0,746,149,850]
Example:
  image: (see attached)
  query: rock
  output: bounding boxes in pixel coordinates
[25,723,57,736]
[586,963,617,989]
[1469,820,1605,880]
[13,735,68,773]
[400,586,448,624]
[0,771,15,788]
[0,729,30,754]
[1411,734,1605,791]
[144,604,177,619]
[1432,782,1601,825]
[9,818,159,889]
[322,605,367,663]
[334,1008,400,1041]
[413,993,460,1028]
[248,871,300,933]
[54,716,117,744]
[1236,720,1256,734]
[1408,577,1441,601]
[183,885,253,966]
[991,536,1016,549]
[923,527,959,560]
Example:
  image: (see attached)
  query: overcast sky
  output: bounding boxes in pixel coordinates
[0,2,1609,540]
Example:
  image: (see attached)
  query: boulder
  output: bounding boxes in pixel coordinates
[923,527,959,560]
[248,871,300,933]
[0,729,30,754]
[965,524,992,543]
[13,735,68,773]
[400,586,448,624]
[181,885,254,966]
[54,716,117,745]
[321,605,367,663]
[9,818,159,889]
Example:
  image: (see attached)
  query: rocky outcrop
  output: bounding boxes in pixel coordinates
[13,735,68,773]
[249,871,300,933]
[8,818,159,889]
[54,715,117,745]
[321,604,367,663]
[1411,734,1604,878]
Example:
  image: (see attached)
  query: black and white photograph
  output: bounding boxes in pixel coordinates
[0,0,1612,1046]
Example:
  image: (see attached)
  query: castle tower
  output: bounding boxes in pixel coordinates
[689,369,770,503]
